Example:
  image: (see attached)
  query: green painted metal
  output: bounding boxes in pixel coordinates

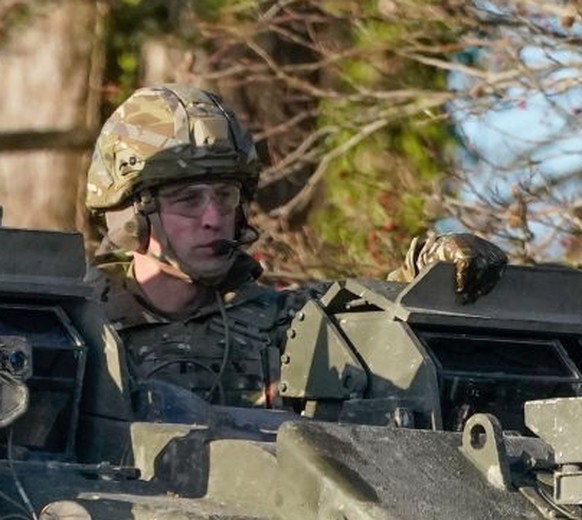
[3,229,582,518]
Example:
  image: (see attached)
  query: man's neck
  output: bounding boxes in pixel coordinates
[132,252,208,315]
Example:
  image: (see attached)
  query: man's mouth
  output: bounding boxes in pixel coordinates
[194,243,223,257]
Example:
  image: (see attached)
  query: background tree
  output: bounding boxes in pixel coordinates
[0,0,104,233]
[443,0,582,265]
[119,0,459,280]
[3,0,582,281]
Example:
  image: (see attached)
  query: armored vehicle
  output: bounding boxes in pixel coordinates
[1,227,582,519]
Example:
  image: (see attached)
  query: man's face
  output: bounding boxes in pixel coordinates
[152,181,240,278]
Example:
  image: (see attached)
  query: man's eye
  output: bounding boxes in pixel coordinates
[215,188,232,202]
[175,192,205,206]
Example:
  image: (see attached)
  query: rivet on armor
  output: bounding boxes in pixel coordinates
[296,311,305,321]
[224,291,237,303]
[278,381,288,393]
[281,353,290,364]
[286,329,296,339]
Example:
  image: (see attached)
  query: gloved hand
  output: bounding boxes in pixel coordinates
[388,233,507,303]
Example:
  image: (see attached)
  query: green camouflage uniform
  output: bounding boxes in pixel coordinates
[87,249,327,409]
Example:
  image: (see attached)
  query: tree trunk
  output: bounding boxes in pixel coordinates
[0,0,105,233]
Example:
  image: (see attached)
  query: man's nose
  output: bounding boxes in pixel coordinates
[200,198,223,227]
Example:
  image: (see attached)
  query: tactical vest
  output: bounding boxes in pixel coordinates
[87,254,298,408]
[121,286,286,408]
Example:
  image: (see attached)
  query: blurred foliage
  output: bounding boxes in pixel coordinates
[0,0,57,46]
[4,0,580,271]
[311,2,453,274]
[93,0,463,280]
[94,0,460,280]
[102,0,171,109]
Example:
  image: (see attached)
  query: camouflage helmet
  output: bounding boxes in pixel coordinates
[86,84,261,211]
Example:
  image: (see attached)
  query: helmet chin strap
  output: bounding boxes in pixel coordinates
[137,193,235,287]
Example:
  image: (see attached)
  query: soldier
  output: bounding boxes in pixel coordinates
[85,83,506,413]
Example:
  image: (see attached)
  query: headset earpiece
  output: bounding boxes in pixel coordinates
[234,201,259,246]
[105,205,150,253]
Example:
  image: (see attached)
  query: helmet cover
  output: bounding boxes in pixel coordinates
[86,84,260,210]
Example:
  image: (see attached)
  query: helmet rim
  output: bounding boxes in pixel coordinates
[86,84,261,211]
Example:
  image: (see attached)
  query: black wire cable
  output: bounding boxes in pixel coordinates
[144,357,225,404]
[0,488,30,519]
[138,291,232,405]
[205,291,231,405]
[7,429,36,520]
[536,479,582,520]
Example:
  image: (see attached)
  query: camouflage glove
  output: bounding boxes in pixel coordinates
[388,233,507,303]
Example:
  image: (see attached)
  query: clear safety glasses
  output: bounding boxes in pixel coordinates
[157,182,241,218]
